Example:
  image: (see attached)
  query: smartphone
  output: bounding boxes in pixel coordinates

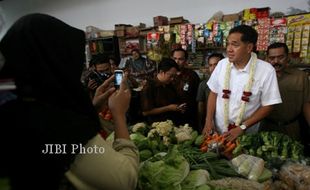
[114,70,124,89]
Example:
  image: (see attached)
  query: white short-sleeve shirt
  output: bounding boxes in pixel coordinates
[207,54,282,134]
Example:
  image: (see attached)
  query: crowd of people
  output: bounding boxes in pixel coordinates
[0,13,309,190]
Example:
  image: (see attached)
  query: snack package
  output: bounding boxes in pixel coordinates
[279,162,310,190]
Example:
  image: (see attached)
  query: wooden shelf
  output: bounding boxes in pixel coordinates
[195,47,225,51]
[290,63,310,68]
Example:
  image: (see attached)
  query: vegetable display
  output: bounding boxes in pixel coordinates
[200,133,236,159]
[233,131,305,168]
[124,121,309,190]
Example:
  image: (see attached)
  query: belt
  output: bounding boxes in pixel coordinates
[265,115,300,127]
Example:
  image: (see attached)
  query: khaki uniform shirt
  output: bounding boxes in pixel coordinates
[65,134,139,190]
[260,68,310,140]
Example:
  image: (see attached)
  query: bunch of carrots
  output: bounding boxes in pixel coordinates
[200,133,237,159]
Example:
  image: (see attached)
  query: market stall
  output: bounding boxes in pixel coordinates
[103,120,310,190]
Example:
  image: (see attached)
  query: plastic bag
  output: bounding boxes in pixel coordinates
[279,162,310,190]
[231,154,265,181]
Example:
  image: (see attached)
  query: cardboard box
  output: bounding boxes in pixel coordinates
[114,24,132,31]
[153,16,169,26]
[99,30,114,37]
[125,27,140,37]
[115,30,125,37]
[222,13,240,22]
[169,16,184,24]
[140,27,156,36]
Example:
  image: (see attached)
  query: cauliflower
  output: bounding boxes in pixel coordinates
[163,136,170,146]
[174,124,193,143]
[180,124,193,134]
[147,128,157,138]
[132,122,146,133]
[174,124,193,135]
[151,120,173,137]
[151,122,160,128]
[175,131,192,143]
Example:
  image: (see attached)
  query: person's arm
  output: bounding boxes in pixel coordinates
[225,105,273,142]
[142,103,185,116]
[202,91,217,135]
[108,74,131,140]
[92,76,115,113]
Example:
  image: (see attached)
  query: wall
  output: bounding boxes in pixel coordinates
[0,0,309,39]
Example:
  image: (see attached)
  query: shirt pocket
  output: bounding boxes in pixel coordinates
[230,83,261,104]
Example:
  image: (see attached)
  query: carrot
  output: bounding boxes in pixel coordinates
[225,141,232,147]
[200,146,208,152]
[223,143,236,153]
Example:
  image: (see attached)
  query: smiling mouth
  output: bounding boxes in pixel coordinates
[273,63,283,70]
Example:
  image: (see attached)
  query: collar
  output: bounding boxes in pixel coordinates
[232,54,253,73]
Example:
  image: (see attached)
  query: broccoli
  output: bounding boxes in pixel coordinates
[290,141,304,161]
[280,135,291,160]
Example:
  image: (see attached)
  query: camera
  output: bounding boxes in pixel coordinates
[114,70,123,89]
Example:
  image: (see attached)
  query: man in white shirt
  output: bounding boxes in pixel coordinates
[202,25,282,142]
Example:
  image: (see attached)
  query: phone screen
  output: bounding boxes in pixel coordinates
[114,70,123,88]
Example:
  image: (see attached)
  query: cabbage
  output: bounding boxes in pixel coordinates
[181,169,210,189]
[195,184,211,190]
[138,145,190,190]
[130,133,146,144]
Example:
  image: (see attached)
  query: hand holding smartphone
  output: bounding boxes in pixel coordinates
[114,70,124,89]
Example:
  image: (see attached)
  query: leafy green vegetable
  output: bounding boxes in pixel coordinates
[195,184,211,190]
[257,168,272,183]
[181,169,210,189]
[130,133,147,144]
[140,149,153,161]
[138,145,190,190]
[194,135,204,146]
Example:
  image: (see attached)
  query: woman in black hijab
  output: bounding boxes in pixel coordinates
[0,13,138,190]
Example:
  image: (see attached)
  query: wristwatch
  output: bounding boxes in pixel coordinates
[239,124,247,130]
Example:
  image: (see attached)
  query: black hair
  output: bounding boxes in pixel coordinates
[108,55,119,66]
[208,53,224,62]
[229,25,258,45]
[158,58,179,72]
[171,48,188,60]
[267,42,289,56]
[90,55,110,66]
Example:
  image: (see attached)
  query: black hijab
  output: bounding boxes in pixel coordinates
[0,13,100,189]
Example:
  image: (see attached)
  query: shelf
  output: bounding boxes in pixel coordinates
[86,36,116,41]
[289,63,310,68]
[195,47,225,51]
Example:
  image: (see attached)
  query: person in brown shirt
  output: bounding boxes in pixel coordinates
[171,48,201,130]
[140,58,186,126]
[260,42,310,140]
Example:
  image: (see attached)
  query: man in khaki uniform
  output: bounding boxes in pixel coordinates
[260,42,310,140]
